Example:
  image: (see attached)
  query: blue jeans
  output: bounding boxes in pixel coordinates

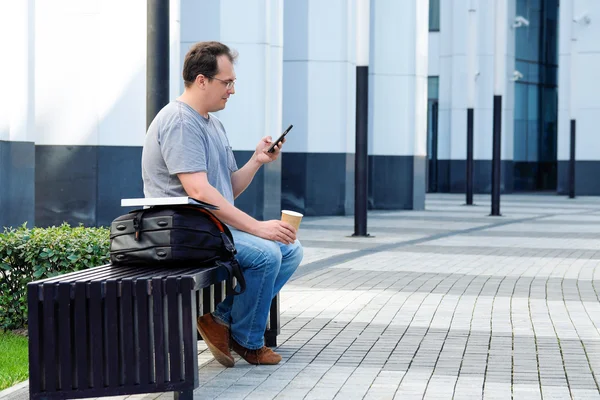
[213,228,303,350]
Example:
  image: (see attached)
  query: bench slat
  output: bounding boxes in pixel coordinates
[74,283,88,390]
[135,279,151,385]
[181,278,198,389]
[27,283,42,394]
[121,280,135,386]
[43,284,57,392]
[105,279,119,388]
[33,265,113,284]
[167,277,182,382]
[58,283,73,391]
[152,277,166,385]
[89,281,104,388]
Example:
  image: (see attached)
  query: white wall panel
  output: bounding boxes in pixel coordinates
[308,0,349,61]
[370,0,428,156]
[474,108,493,159]
[180,0,220,42]
[306,62,353,153]
[35,3,100,146]
[428,33,441,76]
[558,0,600,162]
[96,1,146,146]
[34,1,146,146]
[370,76,418,156]
[282,0,355,154]
[6,0,35,143]
[220,0,268,44]
[281,61,309,153]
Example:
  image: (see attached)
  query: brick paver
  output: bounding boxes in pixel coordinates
[4,194,600,400]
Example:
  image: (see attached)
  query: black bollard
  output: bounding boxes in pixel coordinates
[466,108,474,205]
[491,95,502,216]
[354,65,369,237]
[569,119,576,199]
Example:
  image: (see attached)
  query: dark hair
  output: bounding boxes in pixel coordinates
[182,41,238,88]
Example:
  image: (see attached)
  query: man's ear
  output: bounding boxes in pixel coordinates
[195,74,207,89]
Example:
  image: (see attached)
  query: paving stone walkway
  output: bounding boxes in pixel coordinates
[5,194,600,399]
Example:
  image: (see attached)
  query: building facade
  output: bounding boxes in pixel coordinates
[427,0,599,196]
[0,0,597,228]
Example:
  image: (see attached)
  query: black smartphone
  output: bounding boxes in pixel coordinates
[267,124,293,153]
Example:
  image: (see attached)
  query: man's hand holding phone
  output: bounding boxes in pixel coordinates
[254,124,293,164]
[267,124,293,153]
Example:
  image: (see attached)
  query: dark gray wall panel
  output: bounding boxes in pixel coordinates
[557,161,600,196]
[233,150,265,220]
[282,153,426,215]
[233,150,283,221]
[369,155,419,210]
[436,160,514,194]
[282,153,350,217]
[0,141,35,228]
[96,146,143,227]
[262,154,283,221]
[281,152,306,214]
[35,145,97,227]
[304,153,348,216]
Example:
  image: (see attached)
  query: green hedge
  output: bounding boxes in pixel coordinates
[0,224,110,330]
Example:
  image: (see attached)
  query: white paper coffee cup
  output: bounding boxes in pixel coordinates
[281,210,303,231]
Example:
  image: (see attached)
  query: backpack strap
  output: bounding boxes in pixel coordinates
[214,259,246,296]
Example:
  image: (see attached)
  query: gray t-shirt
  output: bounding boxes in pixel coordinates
[141,100,239,204]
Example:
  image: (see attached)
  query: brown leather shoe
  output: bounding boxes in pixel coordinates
[231,338,282,365]
[196,314,234,367]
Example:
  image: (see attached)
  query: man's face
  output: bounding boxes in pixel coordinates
[204,55,236,112]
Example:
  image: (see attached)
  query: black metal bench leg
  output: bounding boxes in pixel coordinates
[174,389,194,400]
[265,330,277,347]
[265,295,280,347]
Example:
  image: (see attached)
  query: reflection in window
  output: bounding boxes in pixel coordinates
[513,0,558,191]
[429,0,440,31]
[428,76,439,100]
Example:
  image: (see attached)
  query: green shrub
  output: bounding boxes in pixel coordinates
[0,223,110,330]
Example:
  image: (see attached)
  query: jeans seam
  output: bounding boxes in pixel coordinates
[212,312,230,328]
[243,257,268,348]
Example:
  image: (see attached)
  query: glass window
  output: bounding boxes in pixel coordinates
[427,76,439,100]
[513,0,558,189]
[514,120,528,161]
[429,0,440,31]
[527,85,539,122]
[514,83,528,162]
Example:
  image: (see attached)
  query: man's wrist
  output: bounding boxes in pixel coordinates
[245,219,261,236]
[250,153,264,167]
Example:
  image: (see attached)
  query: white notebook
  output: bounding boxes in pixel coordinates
[120,197,219,210]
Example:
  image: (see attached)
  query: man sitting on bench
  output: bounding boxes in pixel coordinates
[141,41,303,367]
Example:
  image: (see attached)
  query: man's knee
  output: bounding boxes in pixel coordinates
[240,239,282,271]
[285,240,304,268]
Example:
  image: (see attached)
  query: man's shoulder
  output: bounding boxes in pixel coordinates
[159,101,189,122]
[157,101,209,132]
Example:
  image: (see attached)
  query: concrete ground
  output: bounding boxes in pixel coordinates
[4,194,600,399]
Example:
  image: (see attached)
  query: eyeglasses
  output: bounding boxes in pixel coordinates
[210,76,236,90]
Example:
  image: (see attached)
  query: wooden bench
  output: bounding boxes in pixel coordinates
[27,264,280,399]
